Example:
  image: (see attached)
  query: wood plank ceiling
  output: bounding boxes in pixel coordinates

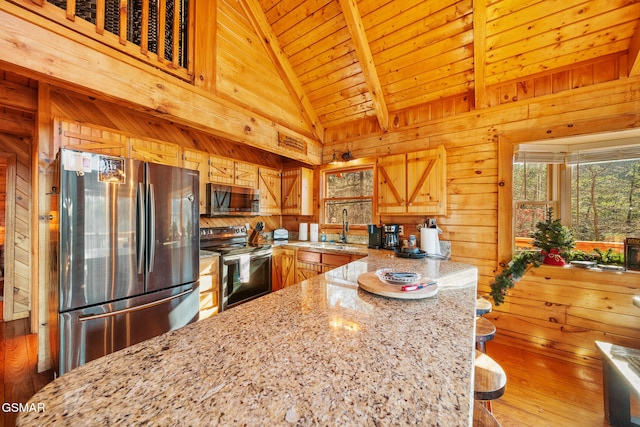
[246,0,640,138]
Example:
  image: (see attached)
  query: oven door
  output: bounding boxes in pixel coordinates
[220,248,272,311]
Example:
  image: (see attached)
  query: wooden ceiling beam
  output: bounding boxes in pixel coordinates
[239,0,325,144]
[0,8,322,164]
[473,0,487,109]
[0,110,34,136]
[628,17,640,76]
[338,0,389,132]
[0,79,37,113]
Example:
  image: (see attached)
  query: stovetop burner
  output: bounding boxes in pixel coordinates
[200,226,271,254]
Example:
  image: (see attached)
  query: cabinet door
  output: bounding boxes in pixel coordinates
[183,148,210,214]
[406,145,446,215]
[129,137,181,166]
[234,161,258,188]
[259,167,281,215]
[377,153,406,214]
[272,248,295,291]
[282,167,313,215]
[295,264,321,282]
[55,119,129,157]
[209,155,235,184]
[282,250,296,287]
[199,256,220,320]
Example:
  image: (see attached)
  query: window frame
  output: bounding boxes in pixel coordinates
[319,159,377,230]
[509,139,640,256]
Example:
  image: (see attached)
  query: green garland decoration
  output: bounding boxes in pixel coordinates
[490,208,576,305]
[490,251,544,305]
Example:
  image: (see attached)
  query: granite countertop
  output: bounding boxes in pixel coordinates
[18,251,478,426]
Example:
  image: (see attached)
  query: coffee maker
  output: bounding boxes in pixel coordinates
[382,224,401,250]
[367,225,383,249]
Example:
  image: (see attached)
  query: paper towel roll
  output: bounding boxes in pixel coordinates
[310,223,319,242]
[421,228,440,255]
[299,223,308,241]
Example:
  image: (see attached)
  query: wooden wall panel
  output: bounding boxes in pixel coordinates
[0,133,31,322]
[216,0,310,137]
[478,265,640,368]
[0,164,5,245]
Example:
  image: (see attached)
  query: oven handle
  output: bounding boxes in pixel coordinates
[221,250,272,262]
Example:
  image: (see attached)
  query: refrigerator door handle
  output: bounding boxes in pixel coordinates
[148,182,156,272]
[136,183,145,275]
[78,288,194,321]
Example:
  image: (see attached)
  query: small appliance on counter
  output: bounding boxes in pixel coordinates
[368,224,383,249]
[273,228,289,240]
[383,224,401,250]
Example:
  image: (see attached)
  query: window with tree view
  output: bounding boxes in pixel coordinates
[514,143,640,254]
[323,168,374,226]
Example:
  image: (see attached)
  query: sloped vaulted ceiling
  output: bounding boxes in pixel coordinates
[226,0,640,144]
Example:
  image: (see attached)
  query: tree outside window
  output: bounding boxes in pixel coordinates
[323,168,373,226]
[514,146,640,253]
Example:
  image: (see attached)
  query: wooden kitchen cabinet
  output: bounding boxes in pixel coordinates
[235,161,259,187]
[320,253,354,272]
[258,166,282,215]
[377,145,446,215]
[295,249,322,282]
[55,119,182,167]
[199,254,220,320]
[55,118,129,157]
[282,167,313,215]
[182,148,210,214]
[295,249,363,281]
[209,155,258,188]
[271,247,295,291]
[129,137,181,166]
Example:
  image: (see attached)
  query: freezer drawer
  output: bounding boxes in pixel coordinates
[57,282,199,375]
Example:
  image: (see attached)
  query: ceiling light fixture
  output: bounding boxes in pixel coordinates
[341,149,354,161]
[329,150,340,164]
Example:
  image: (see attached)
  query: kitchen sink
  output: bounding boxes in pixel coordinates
[292,242,363,252]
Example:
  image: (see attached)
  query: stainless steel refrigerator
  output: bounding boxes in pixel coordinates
[51,148,200,375]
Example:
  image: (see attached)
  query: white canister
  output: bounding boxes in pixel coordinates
[299,223,308,241]
[420,228,440,255]
[309,223,319,242]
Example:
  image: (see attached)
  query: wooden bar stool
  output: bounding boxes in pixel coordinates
[476,316,496,353]
[473,399,502,426]
[474,350,507,413]
[476,297,493,316]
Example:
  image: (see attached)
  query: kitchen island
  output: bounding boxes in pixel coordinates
[18,249,478,426]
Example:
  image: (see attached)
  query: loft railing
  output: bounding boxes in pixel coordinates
[12,0,192,80]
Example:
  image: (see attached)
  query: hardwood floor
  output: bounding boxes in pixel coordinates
[0,308,623,427]
[0,302,54,427]
[487,338,616,427]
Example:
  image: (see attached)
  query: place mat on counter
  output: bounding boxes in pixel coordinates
[357,272,438,300]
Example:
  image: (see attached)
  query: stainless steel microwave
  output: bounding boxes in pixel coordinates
[205,183,260,216]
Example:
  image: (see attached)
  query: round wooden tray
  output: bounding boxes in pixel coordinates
[357,272,438,300]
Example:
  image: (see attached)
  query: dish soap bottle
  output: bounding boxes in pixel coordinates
[321,230,326,242]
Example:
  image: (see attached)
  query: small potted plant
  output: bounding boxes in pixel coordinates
[490,208,574,305]
[531,208,575,266]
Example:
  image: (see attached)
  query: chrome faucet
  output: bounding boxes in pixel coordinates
[340,208,349,243]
